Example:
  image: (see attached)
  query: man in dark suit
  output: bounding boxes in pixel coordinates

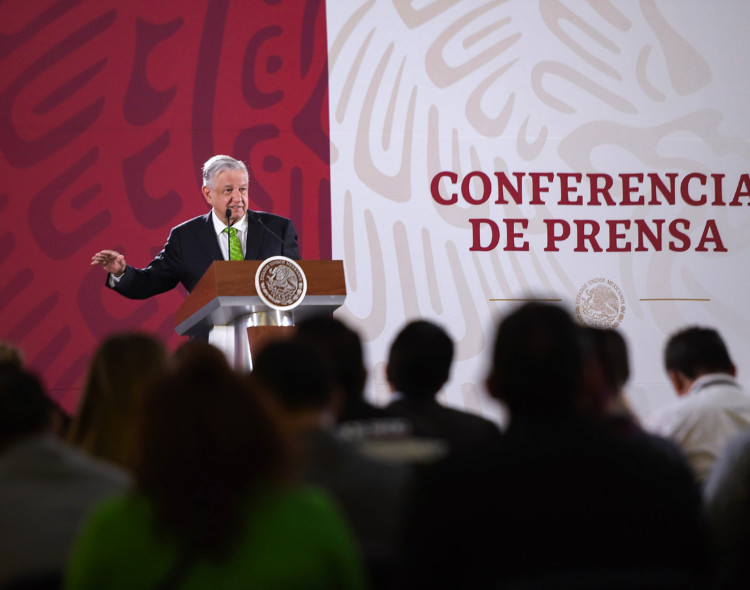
[91,155,299,298]
[384,319,501,456]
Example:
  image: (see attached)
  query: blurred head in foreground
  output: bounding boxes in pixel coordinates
[67,332,169,470]
[137,340,288,560]
[487,302,584,419]
[0,365,54,451]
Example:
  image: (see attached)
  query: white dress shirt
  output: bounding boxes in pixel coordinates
[211,210,248,260]
[645,373,750,482]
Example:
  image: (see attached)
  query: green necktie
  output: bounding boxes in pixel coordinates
[224,226,243,261]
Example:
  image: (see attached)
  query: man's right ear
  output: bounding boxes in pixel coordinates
[667,369,690,396]
[201,185,213,206]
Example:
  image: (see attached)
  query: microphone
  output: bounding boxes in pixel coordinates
[248,210,290,253]
[225,208,232,260]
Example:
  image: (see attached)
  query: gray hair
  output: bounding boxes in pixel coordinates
[202,155,248,188]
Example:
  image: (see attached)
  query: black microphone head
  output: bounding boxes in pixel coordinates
[225,208,232,224]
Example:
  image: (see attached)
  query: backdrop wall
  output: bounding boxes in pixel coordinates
[326,0,750,424]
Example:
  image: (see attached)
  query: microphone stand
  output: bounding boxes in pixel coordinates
[225,208,232,260]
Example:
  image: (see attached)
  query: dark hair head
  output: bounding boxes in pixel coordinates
[578,327,630,418]
[136,342,287,561]
[581,327,630,392]
[252,337,334,411]
[67,332,169,470]
[0,340,24,368]
[294,315,366,403]
[0,366,52,448]
[173,340,229,367]
[664,326,734,380]
[386,320,453,399]
[488,303,584,415]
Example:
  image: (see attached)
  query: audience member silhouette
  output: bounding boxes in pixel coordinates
[0,340,69,439]
[0,340,24,367]
[66,332,170,472]
[645,326,750,483]
[579,326,634,429]
[0,365,129,588]
[703,428,750,590]
[580,327,692,467]
[65,341,365,589]
[172,338,230,367]
[385,319,501,455]
[7,315,743,590]
[295,315,411,443]
[400,303,711,590]
[251,337,410,589]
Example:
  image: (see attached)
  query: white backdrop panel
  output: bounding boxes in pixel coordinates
[325,0,750,425]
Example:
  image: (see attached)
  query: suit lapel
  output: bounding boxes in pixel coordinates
[244,212,265,260]
[198,213,224,261]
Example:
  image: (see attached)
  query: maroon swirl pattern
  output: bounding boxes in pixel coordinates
[0,0,331,412]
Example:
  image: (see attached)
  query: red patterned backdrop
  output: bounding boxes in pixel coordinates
[0,0,331,412]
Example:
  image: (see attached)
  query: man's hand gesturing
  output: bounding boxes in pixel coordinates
[91,250,127,278]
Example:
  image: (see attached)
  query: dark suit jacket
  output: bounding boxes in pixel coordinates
[400,413,711,589]
[385,398,501,456]
[109,211,299,299]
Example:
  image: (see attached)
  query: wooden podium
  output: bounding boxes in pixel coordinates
[174,260,346,371]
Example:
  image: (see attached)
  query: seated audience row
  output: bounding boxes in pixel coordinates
[2,305,750,589]
[399,303,712,590]
[65,341,365,589]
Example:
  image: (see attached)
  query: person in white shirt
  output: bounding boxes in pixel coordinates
[645,326,750,483]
